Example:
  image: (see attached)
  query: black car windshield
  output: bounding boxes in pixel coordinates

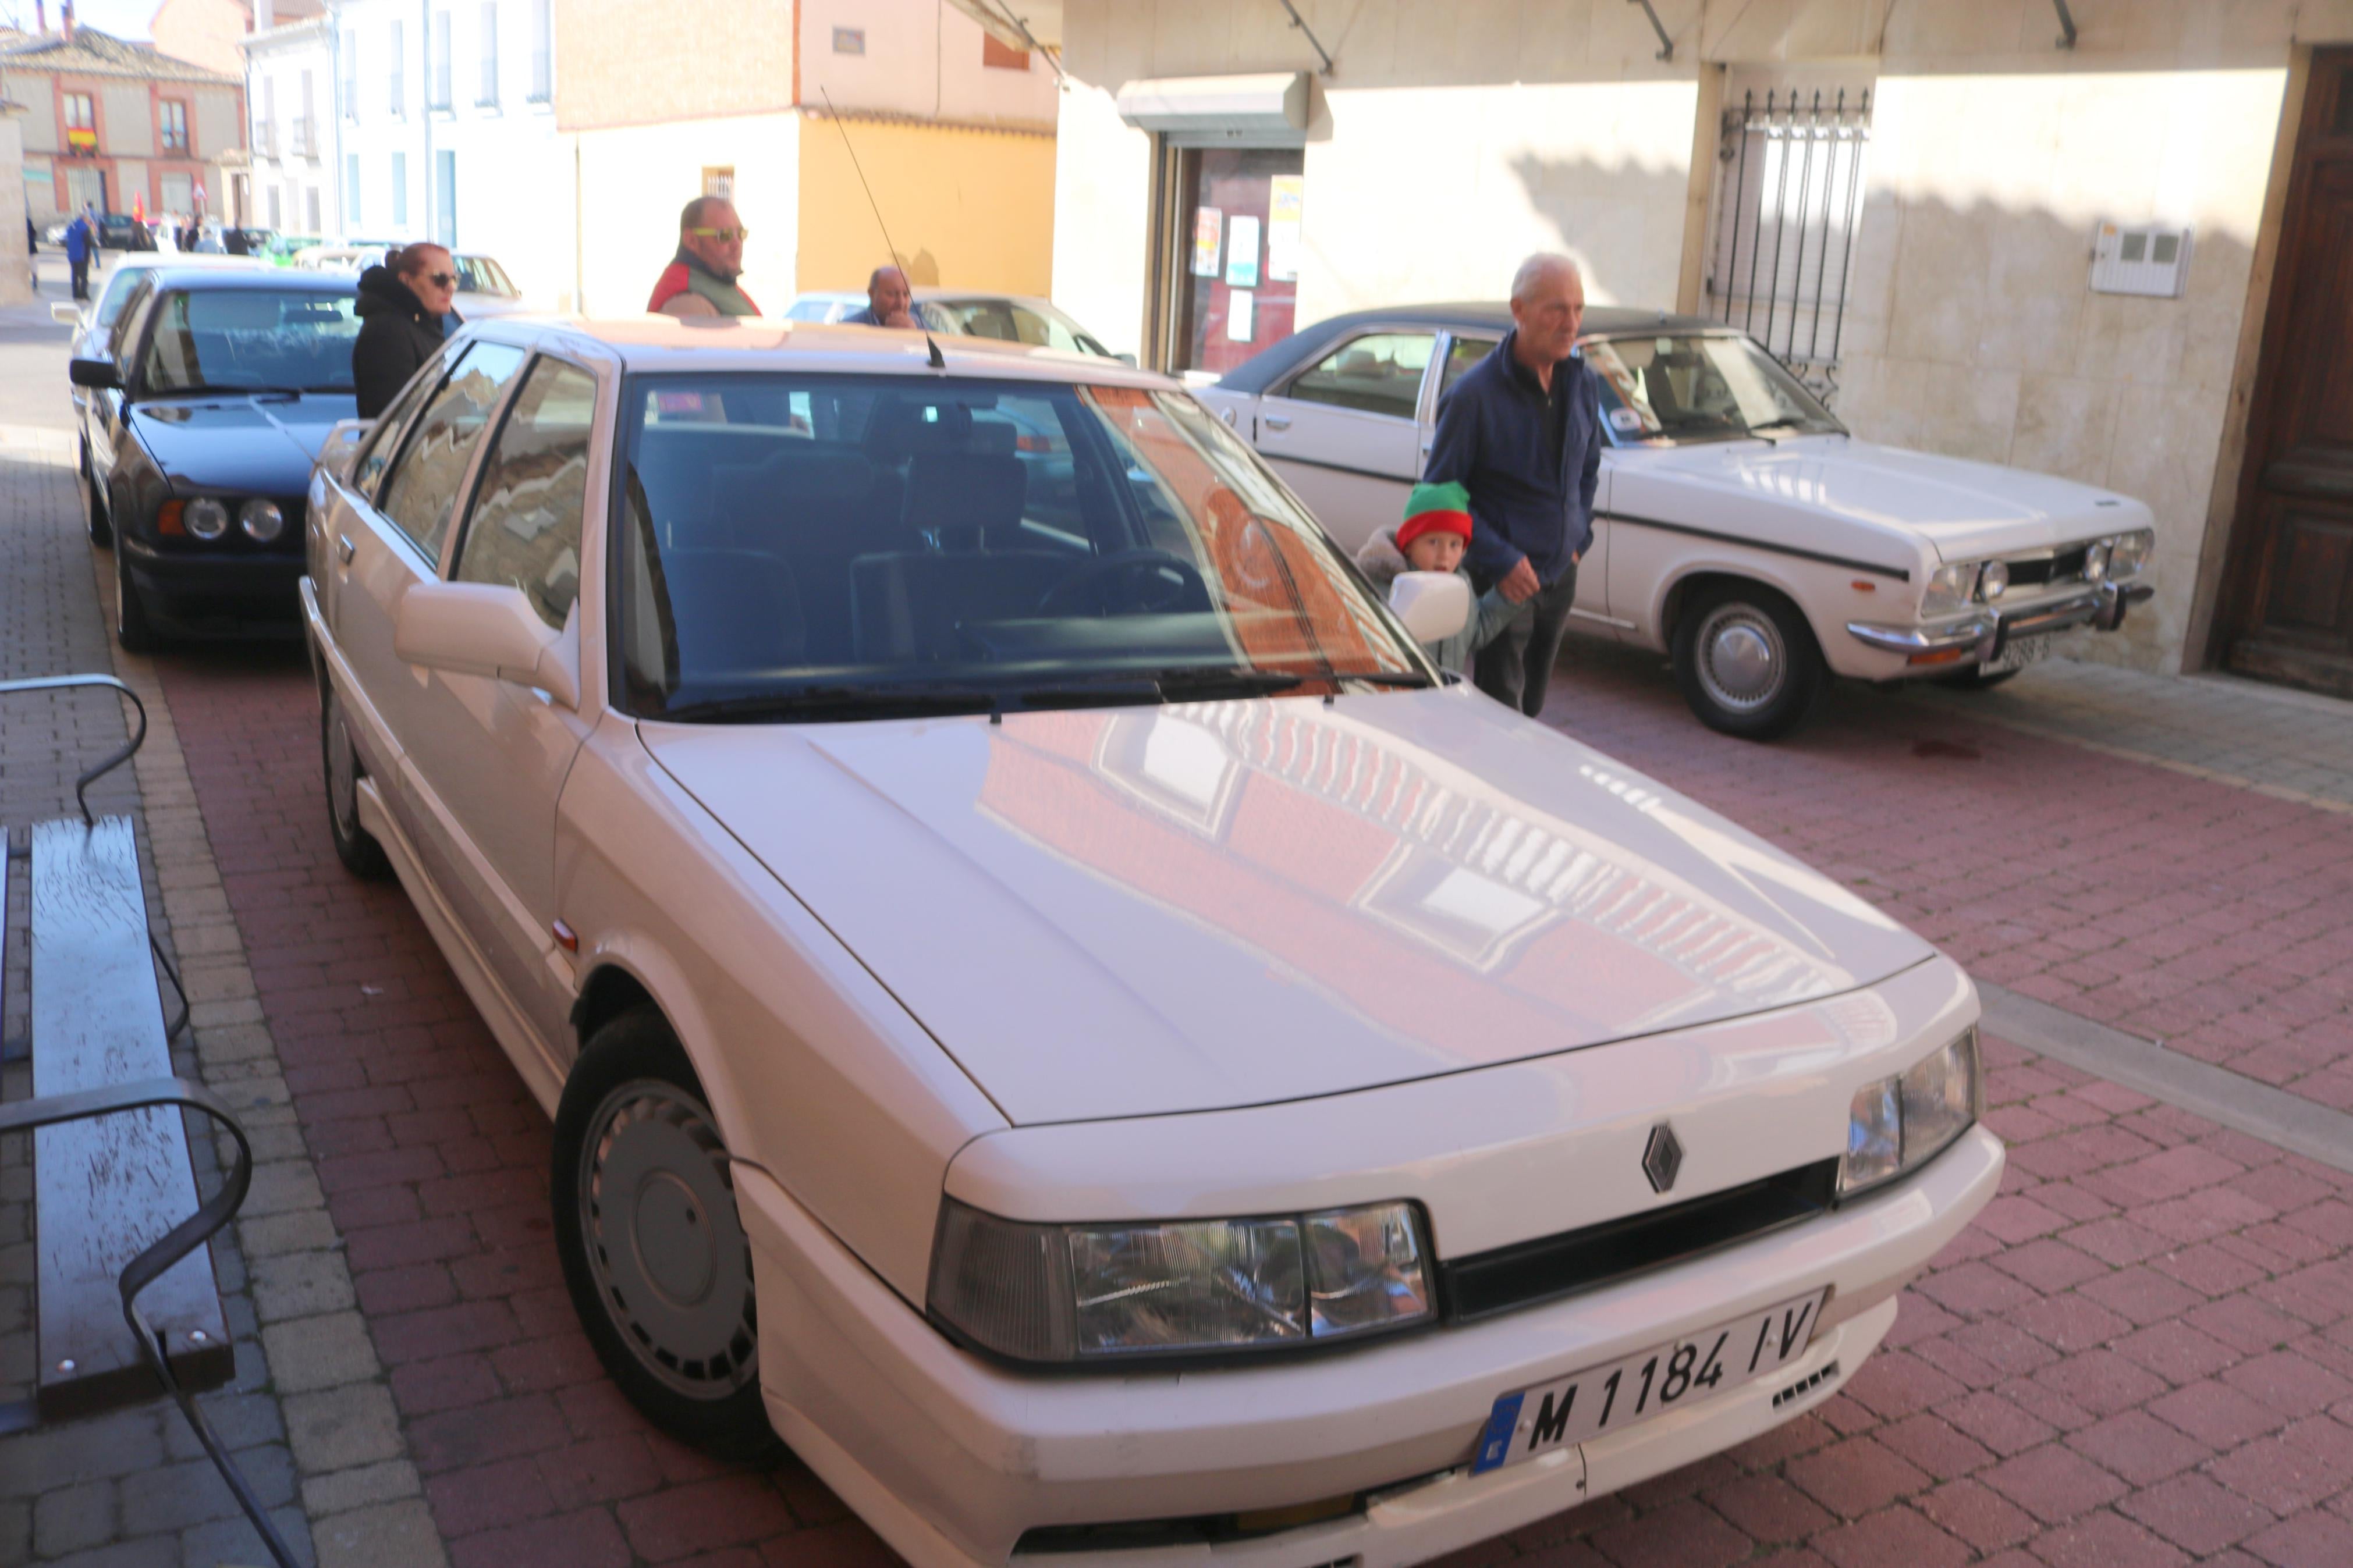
[1584,333,1844,443]
[617,375,1429,720]
[139,289,360,394]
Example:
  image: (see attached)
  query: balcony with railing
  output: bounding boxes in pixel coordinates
[529,48,550,103]
[251,120,277,160]
[292,116,317,159]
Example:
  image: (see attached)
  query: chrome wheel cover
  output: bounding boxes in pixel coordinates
[578,1080,758,1400]
[1694,603,1786,714]
[326,695,360,834]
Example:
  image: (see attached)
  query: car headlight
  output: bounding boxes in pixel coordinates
[1839,1026,1981,1199]
[239,497,285,543]
[928,1197,1434,1363]
[2107,528,2154,579]
[2082,540,2111,583]
[1922,561,1981,616]
[1977,559,2009,600]
[184,496,230,540]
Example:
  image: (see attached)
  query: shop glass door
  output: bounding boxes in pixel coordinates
[1169,147,1302,375]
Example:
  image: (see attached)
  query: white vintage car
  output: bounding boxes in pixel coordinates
[1195,306,2157,738]
[302,314,2000,1567]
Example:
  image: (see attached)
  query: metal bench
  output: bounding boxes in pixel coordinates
[1,674,298,1568]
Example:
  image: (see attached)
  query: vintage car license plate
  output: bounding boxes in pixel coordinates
[1989,632,2053,674]
[1470,1290,1828,1474]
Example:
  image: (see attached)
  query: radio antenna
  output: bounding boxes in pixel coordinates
[820,88,944,366]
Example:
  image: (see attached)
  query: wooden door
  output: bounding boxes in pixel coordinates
[2221,51,2353,694]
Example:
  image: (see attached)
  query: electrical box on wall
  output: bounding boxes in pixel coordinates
[2091,224,2194,298]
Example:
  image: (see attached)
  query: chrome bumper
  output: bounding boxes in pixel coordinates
[1848,579,2153,663]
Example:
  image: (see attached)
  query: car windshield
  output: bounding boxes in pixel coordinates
[783,298,845,322]
[138,289,361,394]
[617,374,1429,720]
[456,255,515,296]
[918,298,1113,358]
[1584,333,1844,443]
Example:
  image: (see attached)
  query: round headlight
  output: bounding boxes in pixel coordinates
[184,497,230,540]
[1978,559,2008,600]
[2083,540,2111,583]
[239,497,285,543]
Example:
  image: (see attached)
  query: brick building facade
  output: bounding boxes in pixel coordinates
[0,21,246,225]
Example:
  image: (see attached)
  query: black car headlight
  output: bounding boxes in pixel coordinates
[239,498,285,543]
[1839,1027,1982,1198]
[929,1198,1435,1363]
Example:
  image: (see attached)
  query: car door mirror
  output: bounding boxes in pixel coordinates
[51,302,84,328]
[69,358,120,389]
[317,418,370,483]
[1390,570,1471,643]
[393,580,578,709]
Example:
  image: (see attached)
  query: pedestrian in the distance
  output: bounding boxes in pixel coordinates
[648,197,760,318]
[353,243,461,418]
[63,207,95,301]
[1421,251,1600,717]
[844,264,915,328]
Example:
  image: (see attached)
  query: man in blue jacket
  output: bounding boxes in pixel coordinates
[64,207,95,301]
[1421,253,1600,716]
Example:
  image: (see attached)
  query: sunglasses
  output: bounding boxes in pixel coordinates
[423,272,456,287]
[688,226,750,242]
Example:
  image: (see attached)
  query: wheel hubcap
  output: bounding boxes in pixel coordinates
[579,1082,757,1400]
[327,698,359,833]
[1696,605,1786,713]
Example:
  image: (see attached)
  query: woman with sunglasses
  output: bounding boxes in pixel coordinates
[354,243,464,419]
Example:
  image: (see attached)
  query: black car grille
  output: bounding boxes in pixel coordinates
[2004,546,2088,588]
[1440,1160,1841,1323]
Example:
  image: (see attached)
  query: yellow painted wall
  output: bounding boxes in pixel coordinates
[796,115,1056,295]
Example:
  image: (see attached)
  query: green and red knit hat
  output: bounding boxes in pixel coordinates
[1397,481,1474,550]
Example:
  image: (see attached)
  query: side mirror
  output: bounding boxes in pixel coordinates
[51,301,84,327]
[68,358,120,389]
[393,580,578,709]
[1114,352,1138,367]
[317,417,370,482]
[1390,571,1472,644]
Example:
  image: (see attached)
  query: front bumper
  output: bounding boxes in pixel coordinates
[120,533,306,623]
[1847,578,2155,670]
[736,1123,2004,1568]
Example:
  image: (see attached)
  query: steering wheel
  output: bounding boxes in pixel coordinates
[1038,550,1213,618]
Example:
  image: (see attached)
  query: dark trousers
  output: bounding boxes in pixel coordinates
[1474,563,1580,716]
[69,255,90,300]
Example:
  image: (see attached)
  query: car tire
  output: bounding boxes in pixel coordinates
[1671,582,1825,741]
[1931,667,2020,692]
[112,538,157,653]
[81,440,112,547]
[321,689,391,879]
[552,1009,779,1463]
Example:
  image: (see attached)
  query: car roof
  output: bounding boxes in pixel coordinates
[103,253,272,272]
[140,266,359,292]
[1211,302,1729,394]
[467,315,1171,387]
[792,287,1053,306]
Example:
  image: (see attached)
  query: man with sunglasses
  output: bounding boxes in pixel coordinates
[650,196,761,319]
[354,243,465,418]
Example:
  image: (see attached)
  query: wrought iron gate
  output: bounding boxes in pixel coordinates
[1705,88,1872,405]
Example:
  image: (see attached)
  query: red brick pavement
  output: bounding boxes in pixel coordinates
[155,640,2353,1566]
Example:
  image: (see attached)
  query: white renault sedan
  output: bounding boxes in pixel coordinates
[302,315,2001,1568]
[1195,306,2157,738]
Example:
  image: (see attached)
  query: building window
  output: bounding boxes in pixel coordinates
[159,100,189,152]
[307,185,321,232]
[259,77,276,158]
[529,0,551,101]
[392,150,408,226]
[982,34,1030,70]
[478,3,499,105]
[65,91,96,152]
[832,27,864,54]
[346,152,360,229]
[1157,145,1303,374]
[431,10,453,109]
[298,69,316,157]
[389,19,406,116]
[342,29,359,119]
[434,148,456,246]
[268,184,282,227]
[702,166,734,201]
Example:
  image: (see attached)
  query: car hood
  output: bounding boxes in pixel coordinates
[130,393,358,489]
[1620,435,2145,561]
[641,688,1933,1126]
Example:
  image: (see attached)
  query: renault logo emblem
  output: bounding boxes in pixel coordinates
[1643,1123,1683,1194]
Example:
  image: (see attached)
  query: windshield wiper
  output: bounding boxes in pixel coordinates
[1332,669,1438,689]
[140,384,304,400]
[656,684,999,724]
[1747,416,1820,436]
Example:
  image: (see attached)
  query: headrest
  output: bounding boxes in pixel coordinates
[903,451,1025,547]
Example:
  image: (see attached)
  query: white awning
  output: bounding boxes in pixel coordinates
[1115,72,1309,141]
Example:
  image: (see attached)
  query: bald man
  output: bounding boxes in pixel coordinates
[1421,252,1600,717]
[844,264,915,329]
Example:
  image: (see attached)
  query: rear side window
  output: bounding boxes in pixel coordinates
[455,357,597,629]
[353,346,451,498]
[1440,336,1497,401]
[1282,332,1434,421]
[376,343,528,564]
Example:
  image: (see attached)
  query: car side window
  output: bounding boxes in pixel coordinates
[106,277,156,359]
[452,357,597,630]
[1282,332,1435,421]
[1439,336,1497,401]
[353,344,456,500]
[375,343,528,565]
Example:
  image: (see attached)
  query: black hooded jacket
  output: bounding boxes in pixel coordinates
[353,265,460,419]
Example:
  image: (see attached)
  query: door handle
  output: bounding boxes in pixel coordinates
[335,534,356,564]
[1264,414,1292,431]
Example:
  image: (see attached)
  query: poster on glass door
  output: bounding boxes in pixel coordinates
[1192,208,1223,277]
[1267,176,1304,283]
[1225,215,1261,287]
